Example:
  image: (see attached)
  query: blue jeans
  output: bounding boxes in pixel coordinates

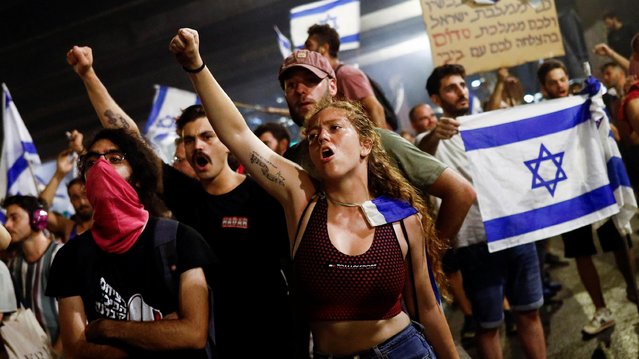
[458,242,544,329]
[312,321,436,359]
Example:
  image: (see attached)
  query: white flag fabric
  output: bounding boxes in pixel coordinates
[290,0,360,51]
[0,83,42,200]
[585,77,637,235]
[459,82,634,252]
[143,85,198,163]
[274,25,292,59]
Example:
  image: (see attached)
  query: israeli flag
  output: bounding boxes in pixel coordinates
[584,77,637,236]
[0,83,42,200]
[144,85,198,163]
[459,88,630,252]
[274,25,292,59]
[290,0,360,51]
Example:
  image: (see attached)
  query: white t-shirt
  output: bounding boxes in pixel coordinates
[435,131,487,248]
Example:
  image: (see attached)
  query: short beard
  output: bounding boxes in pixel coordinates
[448,106,470,118]
[74,209,94,222]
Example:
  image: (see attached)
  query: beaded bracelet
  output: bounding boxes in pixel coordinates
[183,62,206,73]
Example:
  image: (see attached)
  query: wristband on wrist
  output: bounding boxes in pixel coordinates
[183,62,206,73]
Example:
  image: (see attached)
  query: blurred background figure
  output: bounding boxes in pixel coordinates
[253,122,291,156]
[409,103,439,146]
[172,137,197,178]
[602,11,635,59]
[484,67,525,111]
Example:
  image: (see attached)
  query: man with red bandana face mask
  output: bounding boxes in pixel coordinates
[46,128,215,358]
[65,45,298,358]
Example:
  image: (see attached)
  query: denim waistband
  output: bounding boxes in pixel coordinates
[313,321,425,359]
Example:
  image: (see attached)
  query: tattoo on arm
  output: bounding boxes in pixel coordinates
[104,109,130,129]
[249,152,285,187]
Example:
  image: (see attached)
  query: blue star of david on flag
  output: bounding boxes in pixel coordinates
[524,143,567,196]
[320,14,338,29]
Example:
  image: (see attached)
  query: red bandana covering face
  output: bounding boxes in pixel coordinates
[85,158,149,254]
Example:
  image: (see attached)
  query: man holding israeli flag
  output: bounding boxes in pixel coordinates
[0,83,42,200]
[423,64,547,359]
[289,0,360,51]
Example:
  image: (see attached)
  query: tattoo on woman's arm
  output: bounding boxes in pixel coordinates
[104,109,130,129]
[249,152,285,187]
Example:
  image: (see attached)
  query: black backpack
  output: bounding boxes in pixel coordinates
[335,64,399,131]
[153,218,218,359]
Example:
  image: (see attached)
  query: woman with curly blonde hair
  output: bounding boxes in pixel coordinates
[169,28,458,359]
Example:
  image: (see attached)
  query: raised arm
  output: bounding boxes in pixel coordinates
[39,148,76,240]
[168,28,315,214]
[67,46,140,136]
[593,43,630,71]
[485,67,509,111]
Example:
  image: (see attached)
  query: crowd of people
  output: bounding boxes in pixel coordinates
[0,11,638,359]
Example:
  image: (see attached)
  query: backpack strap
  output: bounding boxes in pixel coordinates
[153,218,179,301]
[153,217,218,358]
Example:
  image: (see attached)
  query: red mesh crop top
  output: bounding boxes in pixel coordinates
[293,197,406,321]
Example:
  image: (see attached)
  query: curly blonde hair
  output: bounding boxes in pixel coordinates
[304,98,449,299]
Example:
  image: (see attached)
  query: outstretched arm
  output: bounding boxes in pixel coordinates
[67,46,140,136]
[417,117,460,155]
[168,28,315,219]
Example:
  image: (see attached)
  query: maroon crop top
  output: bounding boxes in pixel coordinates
[293,197,406,321]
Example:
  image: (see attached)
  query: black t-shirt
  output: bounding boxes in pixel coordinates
[608,25,635,59]
[46,217,213,358]
[161,164,296,358]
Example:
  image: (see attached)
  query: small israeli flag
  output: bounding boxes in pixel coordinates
[0,83,42,199]
[290,0,360,51]
[274,25,292,59]
[144,85,199,163]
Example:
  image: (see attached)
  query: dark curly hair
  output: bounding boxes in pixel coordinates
[426,64,466,97]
